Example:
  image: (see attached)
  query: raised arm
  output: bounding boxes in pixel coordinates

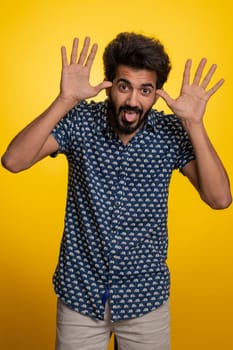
[1,37,112,173]
[156,58,232,209]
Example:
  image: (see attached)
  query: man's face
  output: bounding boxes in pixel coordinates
[107,65,158,140]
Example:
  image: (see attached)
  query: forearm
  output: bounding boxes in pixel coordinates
[1,95,77,172]
[183,120,232,208]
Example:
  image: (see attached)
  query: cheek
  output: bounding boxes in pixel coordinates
[110,92,125,109]
[143,98,156,111]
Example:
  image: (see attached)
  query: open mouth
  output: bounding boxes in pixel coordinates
[122,110,139,123]
[119,105,143,124]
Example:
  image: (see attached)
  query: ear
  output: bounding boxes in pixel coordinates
[153,92,160,104]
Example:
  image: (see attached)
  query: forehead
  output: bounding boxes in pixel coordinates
[114,65,157,87]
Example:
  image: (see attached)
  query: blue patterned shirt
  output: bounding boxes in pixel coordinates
[51,100,195,321]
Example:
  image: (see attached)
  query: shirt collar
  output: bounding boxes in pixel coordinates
[93,101,111,135]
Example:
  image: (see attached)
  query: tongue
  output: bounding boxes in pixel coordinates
[123,111,138,123]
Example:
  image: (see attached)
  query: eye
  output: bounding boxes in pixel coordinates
[118,82,129,92]
[141,87,152,96]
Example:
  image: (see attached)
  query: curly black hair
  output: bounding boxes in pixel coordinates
[103,32,171,89]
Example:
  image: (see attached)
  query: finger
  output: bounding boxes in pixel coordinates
[200,64,217,89]
[70,38,79,64]
[193,58,207,85]
[77,37,91,65]
[181,59,192,87]
[85,43,98,68]
[61,46,68,67]
[94,80,113,94]
[156,89,174,108]
[206,78,224,98]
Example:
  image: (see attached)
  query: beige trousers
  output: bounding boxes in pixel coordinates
[55,299,170,350]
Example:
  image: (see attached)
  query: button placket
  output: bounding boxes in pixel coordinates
[111,147,130,239]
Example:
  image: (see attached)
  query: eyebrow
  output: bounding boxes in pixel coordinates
[116,78,155,89]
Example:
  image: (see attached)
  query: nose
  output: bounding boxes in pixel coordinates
[126,89,139,107]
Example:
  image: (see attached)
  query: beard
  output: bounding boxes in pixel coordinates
[108,96,151,135]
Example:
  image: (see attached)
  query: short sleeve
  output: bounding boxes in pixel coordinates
[50,108,78,157]
[172,116,195,171]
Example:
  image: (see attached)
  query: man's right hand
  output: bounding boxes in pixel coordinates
[59,37,112,107]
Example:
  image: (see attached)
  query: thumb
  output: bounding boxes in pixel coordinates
[156,89,174,107]
[94,80,112,94]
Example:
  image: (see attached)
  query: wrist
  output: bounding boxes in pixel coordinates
[181,119,204,134]
[56,94,80,111]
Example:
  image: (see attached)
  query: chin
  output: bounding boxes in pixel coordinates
[118,121,142,135]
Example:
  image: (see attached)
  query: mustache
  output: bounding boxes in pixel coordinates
[119,105,143,115]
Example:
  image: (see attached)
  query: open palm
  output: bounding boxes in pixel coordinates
[156,58,224,123]
[60,37,112,103]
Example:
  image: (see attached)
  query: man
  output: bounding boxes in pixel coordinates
[1,32,232,350]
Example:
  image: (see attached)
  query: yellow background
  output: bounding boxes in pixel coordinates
[1,0,233,349]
